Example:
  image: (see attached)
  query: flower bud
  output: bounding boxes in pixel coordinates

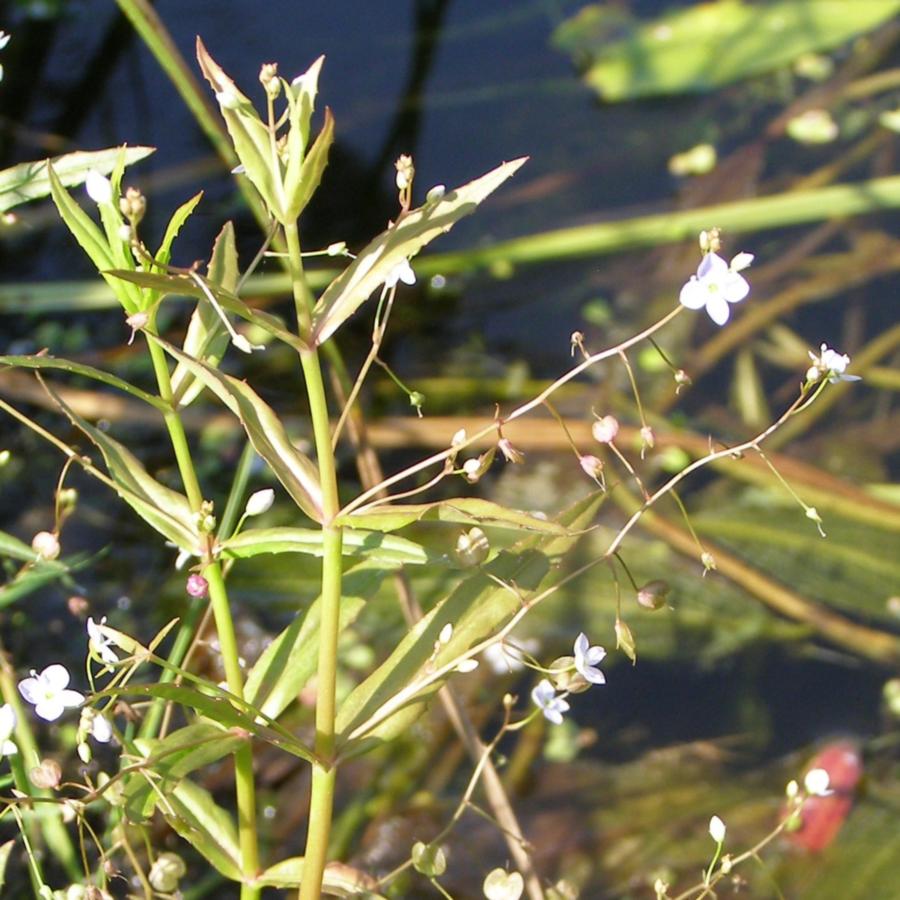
[196,500,216,533]
[640,425,655,454]
[591,415,619,444]
[579,454,604,483]
[456,527,489,567]
[85,170,113,206]
[186,574,208,599]
[58,487,78,513]
[699,228,721,254]
[498,437,524,464]
[636,579,670,611]
[615,618,636,664]
[456,658,479,673]
[438,623,453,645]
[884,678,900,718]
[119,187,146,226]
[674,369,692,389]
[395,154,414,192]
[0,449,9,467]
[425,184,446,203]
[411,841,446,877]
[708,814,726,843]
[245,488,275,517]
[409,391,426,414]
[259,62,280,99]
[327,241,347,256]
[32,531,60,560]
[149,852,187,893]
[701,551,716,573]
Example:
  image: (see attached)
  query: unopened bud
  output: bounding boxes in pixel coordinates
[456,658,479,673]
[701,551,716,573]
[456,527,489,567]
[196,500,216,533]
[884,678,900,718]
[498,437,524,464]
[215,89,242,110]
[77,741,91,764]
[640,425,655,453]
[186,574,208,599]
[615,618,636,664]
[125,311,149,346]
[425,184,446,203]
[149,852,187,893]
[438,623,453,645]
[548,656,577,692]
[409,391,426,414]
[591,415,619,444]
[32,531,60,560]
[326,241,347,256]
[245,488,275,517]
[579,454,604,482]
[395,154,414,192]
[119,187,146,226]
[636,579,670,611]
[674,369,692,393]
[699,228,721,254]
[0,449,10,467]
[58,487,78,513]
[259,62,280,98]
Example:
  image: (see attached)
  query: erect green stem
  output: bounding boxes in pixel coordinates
[284,221,344,900]
[143,326,260,898]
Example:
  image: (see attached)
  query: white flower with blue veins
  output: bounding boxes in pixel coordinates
[18,665,84,722]
[679,251,752,325]
[573,633,607,685]
[531,679,569,725]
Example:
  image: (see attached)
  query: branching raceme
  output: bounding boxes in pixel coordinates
[0,38,866,900]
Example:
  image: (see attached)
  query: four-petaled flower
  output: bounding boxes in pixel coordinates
[384,259,416,289]
[531,679,569,725]
[806,344,860,384]
[573,633,607,685]
[18,665,84,722]
[87,617,119,665]
[679,252,752,326]
[0,703,17,757]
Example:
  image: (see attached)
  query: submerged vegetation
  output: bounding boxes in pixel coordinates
[0,2,898,898]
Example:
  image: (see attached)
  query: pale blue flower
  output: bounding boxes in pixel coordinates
[806,344,861,384]
[18,665,84,722]
[573,633,606,685]
[531,679,569,725]
[679,252,751,325]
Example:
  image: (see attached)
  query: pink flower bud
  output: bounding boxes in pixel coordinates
[186,574,208,598]
[591,415,619,444]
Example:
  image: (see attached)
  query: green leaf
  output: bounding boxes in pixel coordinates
[311,157,527,344]
[220,526,440,567]
[0,145,154,213]
[196,38,285,221]
[163,778,242,881]
[336,492,604,755]
[244,562,386,720]
[170,222,239,407]
[0,354,167,411]
[123,723,244,822]
[47,163,141,313]
[153,337,324,521]
[108,268,308,354]
[554,0,900,102]
[337,497,568,535]
[96,682,318,763]
[286,106,333,221]
[45,387,199,552]
[283,54,328,219]
[0,840,14,889]
[155,191,204,270]
[256,857,386,897]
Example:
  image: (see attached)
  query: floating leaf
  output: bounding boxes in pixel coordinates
[311,157,527,344]
[554,0,900,102]
[338,496,567,535]
[152,337,324,521]
[220,526,440,567]
[0,145,154,212]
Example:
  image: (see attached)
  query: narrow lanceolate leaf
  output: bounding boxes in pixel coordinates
[219,526,439,567]
[46,387,199,552]
[337,497,568,535]
[0,146,154,213]
[47,164,141,313]
[0,354,167,411]
[285,106,333,221]
[153,338,324,521]
[196,37,286,221]
[163,779,242,881]
[283,55,326,219]
[170,221,238,407]
[311,157,527,344]
[108,268,308,354]
[336,492,604,756]
[244,562,386,720]
[123,723,244,822]
[155,191,204,270]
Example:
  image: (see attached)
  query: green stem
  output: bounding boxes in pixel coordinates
[143,327,260,898]
[284,221,344,900]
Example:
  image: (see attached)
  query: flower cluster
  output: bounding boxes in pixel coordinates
[531,632,606,725]
[806,343,860,384]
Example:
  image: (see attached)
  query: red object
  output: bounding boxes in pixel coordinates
[786,741,862,853]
